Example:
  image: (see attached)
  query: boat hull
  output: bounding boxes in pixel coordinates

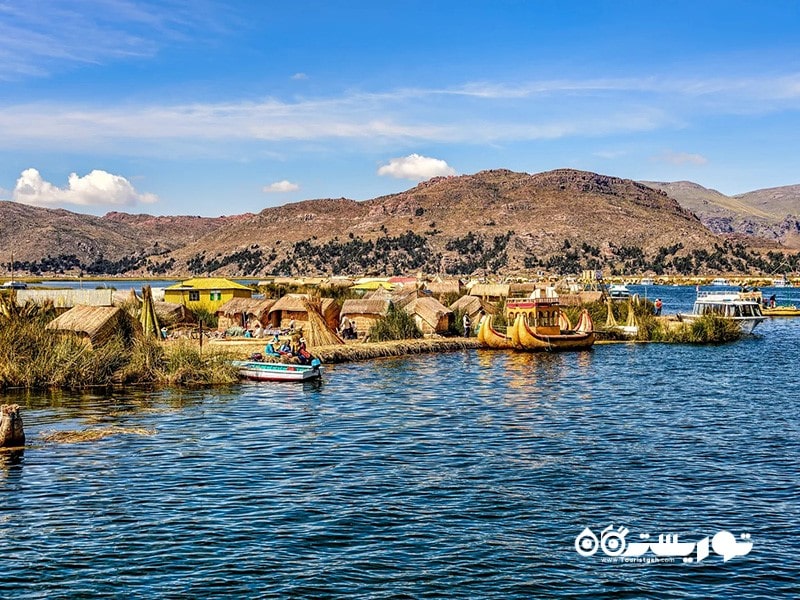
[762,306,800,317]
[477,316,514,349]
[233,360,323,382]
[511,315,595,351]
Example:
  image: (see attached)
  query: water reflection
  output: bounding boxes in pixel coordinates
[2,329,799,598]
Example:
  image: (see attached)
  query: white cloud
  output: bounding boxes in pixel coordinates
[262,180,299,193]
[654,151,709,166]
[377,154,457,181]
[291,72,308,80]
[12,168,158,207]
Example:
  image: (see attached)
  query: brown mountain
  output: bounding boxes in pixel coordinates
[641,180,800,248]
[162,169,721,276]
[0,201,245,272]
[5,168,790,278]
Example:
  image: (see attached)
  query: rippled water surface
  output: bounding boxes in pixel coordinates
[2,297,799,598]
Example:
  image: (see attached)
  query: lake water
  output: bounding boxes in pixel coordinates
[2,289,799,598]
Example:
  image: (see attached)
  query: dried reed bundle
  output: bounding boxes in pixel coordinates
[302,296,344,347]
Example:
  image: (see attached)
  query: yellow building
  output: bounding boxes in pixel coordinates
[164,278,253,313]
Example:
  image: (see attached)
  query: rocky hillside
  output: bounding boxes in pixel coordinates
[641,180,800,248]
[3,169,798,277]
[0,202,245,274]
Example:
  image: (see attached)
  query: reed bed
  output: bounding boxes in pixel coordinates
[41,426,156,444]
[313,338,482,364]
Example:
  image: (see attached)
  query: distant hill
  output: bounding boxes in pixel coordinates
[641,180,800,248]
[3,169,798,278]
[0,202,245,274]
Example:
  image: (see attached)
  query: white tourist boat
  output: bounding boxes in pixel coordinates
[607,284,631,300]
[676,291,766,334]
[710,277,730,286]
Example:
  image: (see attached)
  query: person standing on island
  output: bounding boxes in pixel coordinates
[654,298,663,316]
[463,313,472,337]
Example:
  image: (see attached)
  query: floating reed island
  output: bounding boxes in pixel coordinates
[1,279,747,391]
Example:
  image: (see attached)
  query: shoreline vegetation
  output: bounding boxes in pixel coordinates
[0,282,745,391]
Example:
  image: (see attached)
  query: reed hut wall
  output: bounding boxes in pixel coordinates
[17,289,114,309]
[340,299,391,338]
[216,298,276,330]
[268,294,339,330]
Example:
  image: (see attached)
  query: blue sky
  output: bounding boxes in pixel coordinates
[1,0,799,216]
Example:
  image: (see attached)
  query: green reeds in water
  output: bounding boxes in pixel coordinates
[0,316,238,390]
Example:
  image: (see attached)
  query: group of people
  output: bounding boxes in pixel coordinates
[264,335,314,364]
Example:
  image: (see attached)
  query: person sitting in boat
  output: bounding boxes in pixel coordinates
[297,338,312,365]
[265,336,281,358]
[277,339,293,357]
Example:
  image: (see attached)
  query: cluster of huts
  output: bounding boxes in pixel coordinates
[12,276,602,347]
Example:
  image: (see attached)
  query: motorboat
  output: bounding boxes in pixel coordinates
[607,284,631,300]
[639,278,655,286]
[233,359,323,382]
[676,292,766,334]
[710,278,730,286]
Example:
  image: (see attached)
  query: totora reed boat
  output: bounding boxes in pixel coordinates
[478,289,595,352]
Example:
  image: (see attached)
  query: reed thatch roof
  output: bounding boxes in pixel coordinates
[340,298,391,317]
[424,280,461,296]
[469,283,510,298]
[449,294,483,315]
[216,297,276,317]
[509,282,537,295]
[405,297,452,328]
[46,305,132,346]
[269,294,337,315]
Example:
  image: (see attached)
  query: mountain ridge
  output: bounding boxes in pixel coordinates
[2,168,798,277]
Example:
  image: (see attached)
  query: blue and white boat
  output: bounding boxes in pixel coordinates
[233,359,323,382]
[677,291,766,334]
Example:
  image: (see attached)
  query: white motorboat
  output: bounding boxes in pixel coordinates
[607,284,631,300]
[676,292,766,334]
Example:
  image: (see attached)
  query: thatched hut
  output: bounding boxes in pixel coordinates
[449,295,485,321]
[339,298,391,339]
[46,305,138,347]
[509,282,537,296]
[468,283,510,301]
[216,297,276,330]
[405,297,453,335]
[424,280,462,301]
[268,294,339,331]
[154,301,195,325]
